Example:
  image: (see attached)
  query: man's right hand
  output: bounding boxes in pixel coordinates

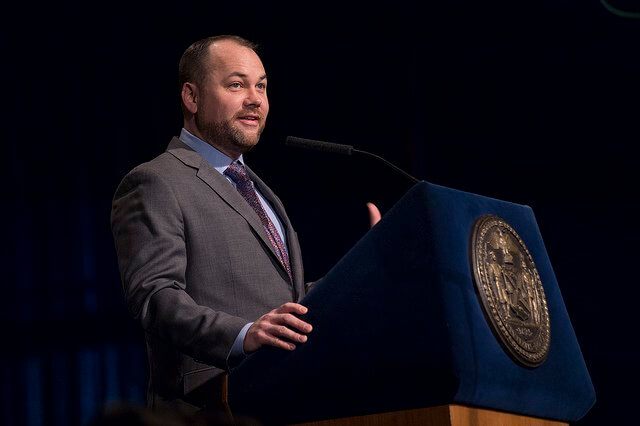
[243,302,312,353]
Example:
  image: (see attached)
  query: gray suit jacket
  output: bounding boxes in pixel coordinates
[111,137,305,410]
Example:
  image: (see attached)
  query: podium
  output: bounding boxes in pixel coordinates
[292,405,568,426]
[228,182,595,425]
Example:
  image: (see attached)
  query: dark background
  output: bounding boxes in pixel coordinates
[4,1,638,424]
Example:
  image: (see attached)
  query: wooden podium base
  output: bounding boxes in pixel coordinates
[292,404,568,426]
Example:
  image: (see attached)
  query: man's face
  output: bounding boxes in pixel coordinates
[195,40,269,158]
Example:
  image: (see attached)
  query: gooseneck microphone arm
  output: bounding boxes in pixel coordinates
[285,136,420,184]
[351,148,420,185]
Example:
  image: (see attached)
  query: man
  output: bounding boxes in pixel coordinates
[111,35,314,412]
[112,34,381,412]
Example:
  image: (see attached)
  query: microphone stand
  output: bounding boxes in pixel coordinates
[285,136,420,185]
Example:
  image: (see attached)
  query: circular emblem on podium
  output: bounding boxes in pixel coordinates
[471,215,550,367]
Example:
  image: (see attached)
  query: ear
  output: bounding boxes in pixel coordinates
[181,82,199,114]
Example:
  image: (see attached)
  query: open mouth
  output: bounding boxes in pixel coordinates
[237,114,260,126]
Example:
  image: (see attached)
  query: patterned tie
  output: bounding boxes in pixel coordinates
[224,162,293,282]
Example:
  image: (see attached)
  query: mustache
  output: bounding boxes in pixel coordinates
[234,111,264,120]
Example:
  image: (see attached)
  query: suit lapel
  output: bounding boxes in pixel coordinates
[166,138,292,285]
[248,166,304,296]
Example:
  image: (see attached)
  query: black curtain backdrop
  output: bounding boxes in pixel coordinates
[4,1,639,424]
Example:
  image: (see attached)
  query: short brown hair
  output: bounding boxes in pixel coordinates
[178,35,258,91]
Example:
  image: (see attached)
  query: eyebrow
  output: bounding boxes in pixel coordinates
[227,72,267,80]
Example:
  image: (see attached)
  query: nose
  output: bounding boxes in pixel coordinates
[244,87,262,109]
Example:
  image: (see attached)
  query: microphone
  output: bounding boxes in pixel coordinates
[285,136,419,184]
[285,136,354,156]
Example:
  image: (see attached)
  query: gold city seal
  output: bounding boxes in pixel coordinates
[471,215,550,367]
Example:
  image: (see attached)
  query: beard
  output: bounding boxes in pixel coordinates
[195,111,265,156]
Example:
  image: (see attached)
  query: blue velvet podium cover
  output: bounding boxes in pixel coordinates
[229,181,595,424]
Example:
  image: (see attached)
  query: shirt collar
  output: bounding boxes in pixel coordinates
[179,128,244,174]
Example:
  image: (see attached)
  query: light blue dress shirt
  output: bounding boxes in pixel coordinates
[179,128,288,364]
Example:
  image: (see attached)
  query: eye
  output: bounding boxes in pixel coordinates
[256,82,266,90]
[229,82,242,89]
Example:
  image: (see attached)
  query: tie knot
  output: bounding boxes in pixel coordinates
[224,162,251,186]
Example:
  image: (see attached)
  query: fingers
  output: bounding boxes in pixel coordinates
[250,328,299,351]
[265,321,308,344]
[243,303,312,353]
[274,303,312,331]
[275,302,308,315]
[366,202,382,228]
[279,311,313,334]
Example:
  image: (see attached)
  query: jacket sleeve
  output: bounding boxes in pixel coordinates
[110,166,249,370]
